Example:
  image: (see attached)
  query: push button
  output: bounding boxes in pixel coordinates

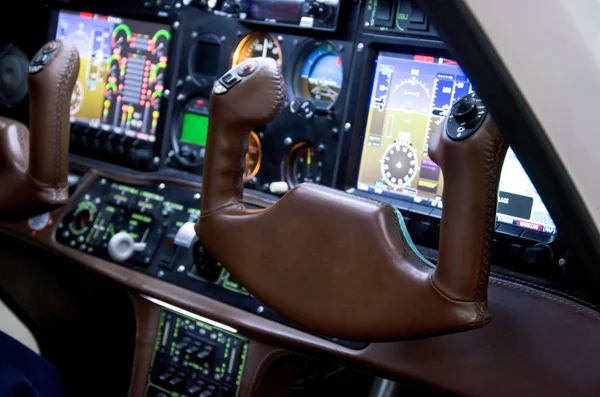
[43,41,60,54]
[236,61,258,77]
[221,72,241,88]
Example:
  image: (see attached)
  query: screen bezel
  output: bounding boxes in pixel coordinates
[47,5,177,151]
[341,39,556,240]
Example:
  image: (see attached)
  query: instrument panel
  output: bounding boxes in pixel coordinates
[33,0,568,322]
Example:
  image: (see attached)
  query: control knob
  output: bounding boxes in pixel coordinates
[523,244,553,266]
[451,96,479,125]
[108,232,147,262]
[302,1,330,20]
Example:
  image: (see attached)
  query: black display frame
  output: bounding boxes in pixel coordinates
[46,4,180,170]
[338,34,557,243]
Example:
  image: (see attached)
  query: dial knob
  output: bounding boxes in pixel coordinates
[108,232,147,262]
[523,244,553,266]
[452,97,479,125]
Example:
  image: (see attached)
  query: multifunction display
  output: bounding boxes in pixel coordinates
[357,52,556,234]
[56,10,171,142]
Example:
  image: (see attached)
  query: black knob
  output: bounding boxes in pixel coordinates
[302,1,328,19]
[523,244,552,265]
[452,97,479,125]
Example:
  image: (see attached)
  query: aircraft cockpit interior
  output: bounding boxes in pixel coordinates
[0,0,598,396]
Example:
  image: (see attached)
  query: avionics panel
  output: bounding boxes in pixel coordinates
[238,0,341,32]
[356,52,557,235]
[55,10,171,143]
[56,179,367,350]
[147,307,248,397]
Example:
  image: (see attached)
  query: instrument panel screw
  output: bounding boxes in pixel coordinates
[100,178,107,184]
[338,44,344,52]
[164,89,170,99]
[84,194,91,201]
[153,157,160,165]
[344,122,352,131]
[257,306,264,313]
[177,94,186,101]
[284,137,293,145]
[175,2,181,8]
[173,21,180,29]
[357,42,364,51]
[293,39,299,45]
[193,193,201,199]
[278,35,284,41]
[158,183,166,190]
[158,270,165,278]
[220,36,227,42]
[177,265,185,272]
[192,32,198,39]
[558,258,567,268]
[364,22,370,27]
[237,31,243,37]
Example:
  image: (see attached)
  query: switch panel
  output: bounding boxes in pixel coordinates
[364,0,436,36]
[56,178,368,350]
[146,308,248,397]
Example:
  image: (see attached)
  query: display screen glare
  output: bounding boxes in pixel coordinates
[180,113,209,147]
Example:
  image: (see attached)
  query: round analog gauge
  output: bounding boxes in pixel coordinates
[285,142,323,187]
[298,43,343,104]
[232,32,282,67]
[381,141,418,189]
[244,131,262,183]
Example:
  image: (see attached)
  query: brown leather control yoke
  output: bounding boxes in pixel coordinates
[197,58,508,341]
[0,40,79,221]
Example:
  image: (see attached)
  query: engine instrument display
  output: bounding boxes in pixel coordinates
[356,52,556,234]
[232,32,282,67]
[297,42,343,104]
[56,10,171,143]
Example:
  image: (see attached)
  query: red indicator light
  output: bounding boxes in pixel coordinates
[196,99,205,107]
[79,12,93,19]
[336,56,342,67]
[414,54,435,63]
[441,58,459,65]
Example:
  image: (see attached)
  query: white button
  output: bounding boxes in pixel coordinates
[269,181,289,194]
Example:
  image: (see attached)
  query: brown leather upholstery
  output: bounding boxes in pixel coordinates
[0,40,79,221]
[196,58,508,341]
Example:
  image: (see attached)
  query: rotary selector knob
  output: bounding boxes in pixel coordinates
[452,97,479,125]
[108,232,147,262]
[446,92,488,141]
